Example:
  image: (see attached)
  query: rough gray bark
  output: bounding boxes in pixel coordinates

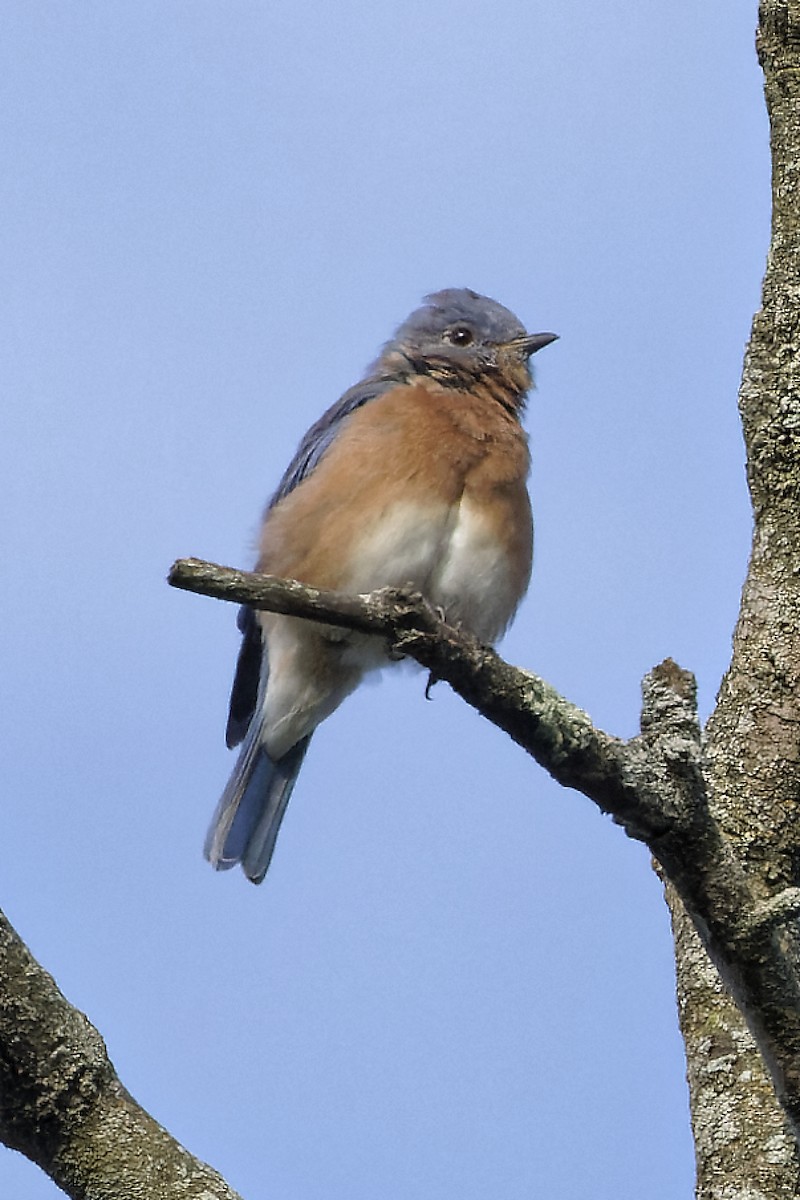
[666,890,799,1199]
[0,907,242,1199]
[671,2,800,1195]
[2,3,799,1197]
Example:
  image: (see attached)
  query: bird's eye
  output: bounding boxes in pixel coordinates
[447,325,474,347]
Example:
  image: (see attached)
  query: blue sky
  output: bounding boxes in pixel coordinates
[1,4,766,1197]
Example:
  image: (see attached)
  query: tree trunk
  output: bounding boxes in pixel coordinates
[668,3,800,1195]
[667,887,799,1198]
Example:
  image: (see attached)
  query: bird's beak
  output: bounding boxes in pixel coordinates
[511,332,559,357]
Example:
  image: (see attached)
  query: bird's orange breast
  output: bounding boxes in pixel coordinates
[258,379,532,637]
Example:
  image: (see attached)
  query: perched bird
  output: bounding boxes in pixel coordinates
[205,288,556,883]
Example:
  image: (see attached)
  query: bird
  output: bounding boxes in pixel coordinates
[205,288,557,883]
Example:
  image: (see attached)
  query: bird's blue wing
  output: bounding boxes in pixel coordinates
[267,376,398,509]
[226,375,397,748]
[225,604,263,748]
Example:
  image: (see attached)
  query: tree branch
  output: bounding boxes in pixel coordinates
[168,558,686,841]
[0,906,242,1199]
[167,556,800,1145]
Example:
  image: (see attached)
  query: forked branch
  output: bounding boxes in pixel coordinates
[168,555,800,1142]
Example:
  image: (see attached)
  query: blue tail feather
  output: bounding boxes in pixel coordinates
[205,720,311,883]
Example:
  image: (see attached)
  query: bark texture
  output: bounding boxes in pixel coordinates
[0,908,242,1199]
[667,888,799,1199]
[674,2,800,1195]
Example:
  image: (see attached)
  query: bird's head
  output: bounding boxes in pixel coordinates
[374,288,557,401]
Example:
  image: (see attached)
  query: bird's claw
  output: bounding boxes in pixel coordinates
[425,672,440,700]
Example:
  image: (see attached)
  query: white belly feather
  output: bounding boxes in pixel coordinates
[261,498,523,757]
[344,498,520,644]
[429,497,522,643]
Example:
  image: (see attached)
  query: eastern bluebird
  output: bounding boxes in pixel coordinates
[205,288,556,883]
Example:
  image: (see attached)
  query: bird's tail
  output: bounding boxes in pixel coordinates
[204,718,311,884]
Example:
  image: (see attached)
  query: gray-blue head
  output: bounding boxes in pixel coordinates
[373,288,557,405]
